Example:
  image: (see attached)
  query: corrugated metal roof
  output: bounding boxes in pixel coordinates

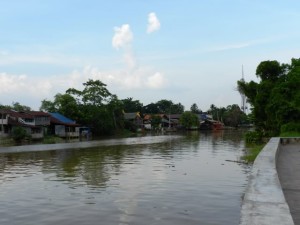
[49,112,76,124]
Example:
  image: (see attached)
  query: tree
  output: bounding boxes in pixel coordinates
[66,79,119,135]
[143,100,184,114]
[180,111,199,129]
[237,58,300,135]
[12,126,29,143]
[223,104,245,127]
[151,115,162,129]
[256,60,283,81]
[121,97,143,112]
[143,103,160,114]
[67,79,112,106]
[40,99,56,112]
[171,102,184,114]
[40,93,79,121]
[190,103,201,114]
[156,99,173,113]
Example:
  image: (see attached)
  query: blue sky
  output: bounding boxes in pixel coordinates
[1,0,300,111]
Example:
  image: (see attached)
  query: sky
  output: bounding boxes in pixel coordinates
[1,0,300,111]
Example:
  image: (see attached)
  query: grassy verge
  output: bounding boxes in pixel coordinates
[280,131,300,137]
[42,136,64,144]
[241,144,265,163]
[0,137,15,147]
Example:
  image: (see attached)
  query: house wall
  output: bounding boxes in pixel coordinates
[34,116,50,126]
[55,125,66,137]
[55,125,79,138]
[18,118,35,126]
[0,118,8,125]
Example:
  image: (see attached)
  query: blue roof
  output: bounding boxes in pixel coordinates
[49,112,76,124]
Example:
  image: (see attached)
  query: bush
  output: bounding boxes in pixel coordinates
[42,136,63,144]
[11,126,29,143]
[281,122,300,133]
[245,131,263,144]
[124,120,138,132]
[242,144,265,163]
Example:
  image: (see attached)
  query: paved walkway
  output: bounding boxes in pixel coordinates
[277,143,300,225]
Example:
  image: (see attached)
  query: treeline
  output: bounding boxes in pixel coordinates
[238,58,300,136]
[1,79,248,136]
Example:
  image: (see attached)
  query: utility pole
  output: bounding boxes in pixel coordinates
[1,110,4,136]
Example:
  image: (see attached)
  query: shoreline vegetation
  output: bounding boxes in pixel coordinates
[237,58,300,163]
[241,131,300,163]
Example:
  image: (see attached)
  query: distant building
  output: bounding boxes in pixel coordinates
[0,109,80,139]
[48,112,80,138]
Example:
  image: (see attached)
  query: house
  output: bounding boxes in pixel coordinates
[123,112,143,128]
[48,112,80,138]
[167,114,182,129]
[198,113,223,130]
[0,109,44,139]
[0,109,81,139]
[143,114,171,130]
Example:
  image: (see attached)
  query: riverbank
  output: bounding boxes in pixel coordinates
[0,135,183,154]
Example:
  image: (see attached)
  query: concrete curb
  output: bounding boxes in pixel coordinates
[240,137,294,225]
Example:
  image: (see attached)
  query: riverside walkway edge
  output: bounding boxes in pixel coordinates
[240,137,294,225]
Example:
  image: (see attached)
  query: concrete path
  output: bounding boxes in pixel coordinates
[277,143,300,225]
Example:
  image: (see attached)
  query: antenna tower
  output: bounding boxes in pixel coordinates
[241,65,247,113]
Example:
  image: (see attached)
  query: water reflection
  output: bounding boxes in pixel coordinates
[0,131,249,225]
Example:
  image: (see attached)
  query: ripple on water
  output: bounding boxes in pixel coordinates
[0,132,249,225]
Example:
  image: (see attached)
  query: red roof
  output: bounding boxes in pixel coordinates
[0,109,34,119]
[28,111,50,117]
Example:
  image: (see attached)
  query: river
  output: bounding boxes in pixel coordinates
[0,130,250,225]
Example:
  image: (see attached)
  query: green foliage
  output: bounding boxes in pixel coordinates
[124,120,138,133]
[121,97,143,113]
[223,104,245,127]
[241,144,265,163]
[256,60,283,81]
[280,131,300,137]
[143,100,184,114]
[40,99,56,112]
[281,122,300,133]
[244,131,263,144]
[206,104,248,127]
[180,111,199,129]
[0,102,31,111]
[190,103,201,114]
[237,58,300,135]
[11,126,29,143]
[151,115,162,129]
[42,136,63,144]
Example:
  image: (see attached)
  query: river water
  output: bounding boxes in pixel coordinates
[0,131,250,225]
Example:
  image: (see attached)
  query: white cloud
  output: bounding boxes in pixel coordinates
[112,24,136,69]
[112,24,133,50]
[0,65,168,109]
[147,12,161,34]
[146,72,167,89]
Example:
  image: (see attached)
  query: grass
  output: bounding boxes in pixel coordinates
[42,136,64,144]
[0,137,15,147]
[241,144,265,163]
[280,131,300,137]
